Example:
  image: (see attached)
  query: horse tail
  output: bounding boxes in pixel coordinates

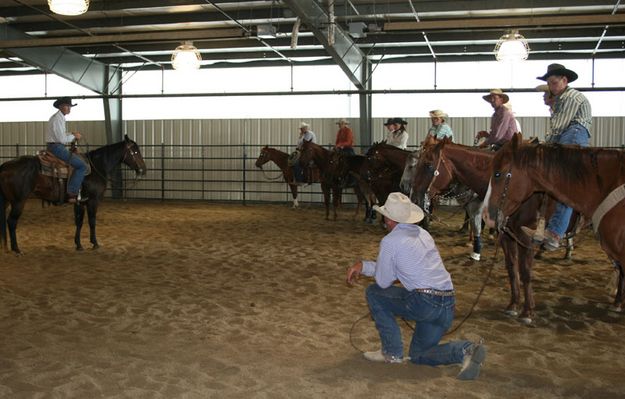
[0,181,6,251]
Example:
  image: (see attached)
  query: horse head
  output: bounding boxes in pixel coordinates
[399,149,420,194]
[122,135,147,177]
[410,137,453,207]
[255,145,270,168]
[484,133,530,231]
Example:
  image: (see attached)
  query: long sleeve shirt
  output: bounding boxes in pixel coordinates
[485,106,517,146]
[297,130,317,148]
[335,126,354,149]
[385,129,408,150]
[361,223,453,291]
[550,86,592,136]
[427,124,454,141]
[46,110,75,144]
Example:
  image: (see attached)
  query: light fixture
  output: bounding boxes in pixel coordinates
[494,30,530,62]
[257,24,277,39]
[171,41,202,71]
[48,0,90,16]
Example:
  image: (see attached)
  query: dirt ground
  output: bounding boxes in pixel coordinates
[1,199,624,398]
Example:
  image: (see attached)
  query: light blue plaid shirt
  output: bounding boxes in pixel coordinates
[362,223,453,291]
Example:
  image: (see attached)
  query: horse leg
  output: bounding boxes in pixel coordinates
[290,184,299,209]
[7,200,26,254]
[74,203,85,251]
[332,187,341,221]
[564,236,574,260]
[87,203,100,250]
[517,241,536,324]
[500,235,521,317]
[322,184,331,221]
[612,260,625,312]
[0,193,7,252]
[467,200,482,261]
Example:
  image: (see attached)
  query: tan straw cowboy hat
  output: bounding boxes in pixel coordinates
[482,89,509,104]
[373,192,424,224]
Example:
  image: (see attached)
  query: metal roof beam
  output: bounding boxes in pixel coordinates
[283,0,367,90]
[0,24,120,95]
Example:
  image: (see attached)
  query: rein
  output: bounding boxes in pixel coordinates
[259,165,285,181]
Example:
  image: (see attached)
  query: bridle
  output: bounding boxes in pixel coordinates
[121,141,144,175]
[424,147,453,199]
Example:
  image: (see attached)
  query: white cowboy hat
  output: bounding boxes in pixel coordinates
[336,118,350,124]
[373,192,424,224]
[299,122,310,129]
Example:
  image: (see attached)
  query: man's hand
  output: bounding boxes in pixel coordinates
[476,130,489,139]
[346,260,363,286]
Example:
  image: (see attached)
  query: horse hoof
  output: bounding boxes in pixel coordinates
[91,244,100,250]
[504,309,519,317]
[76,246,84,251]
[611,305,623,313]
[519,317,533,325]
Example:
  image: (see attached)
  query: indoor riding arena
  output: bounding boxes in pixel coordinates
[2,1,625,398]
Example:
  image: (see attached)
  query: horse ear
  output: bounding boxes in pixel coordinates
[511,132,523,150]
[124,134,130,142]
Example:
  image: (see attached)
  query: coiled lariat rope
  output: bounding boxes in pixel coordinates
[259,166,285,181]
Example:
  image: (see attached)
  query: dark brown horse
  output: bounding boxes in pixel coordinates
[254,146,319,208]
[485,133,625,312]
[364,141,412,204]
[411,136,577,323]
[298,140,368,221]
[0,135,147,254]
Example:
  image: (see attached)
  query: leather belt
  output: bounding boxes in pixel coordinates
[414,288,455,297]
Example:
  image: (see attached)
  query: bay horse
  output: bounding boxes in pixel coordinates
[412,136,577,323]
[364,141,412,204]
[485,133,625,312]
[327,151,377,223]
[298,140,367,221]
[254,146,319,208]
[0,135,147,254]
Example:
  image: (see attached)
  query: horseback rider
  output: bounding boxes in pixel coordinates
[45,97,88,203]
[383,117,408,150]
[522,63,592,251]
[476,89,518,151]
[335,118,355,156]
[291,122,316,184]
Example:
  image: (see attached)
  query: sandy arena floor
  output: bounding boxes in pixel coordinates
[1,199,624,398]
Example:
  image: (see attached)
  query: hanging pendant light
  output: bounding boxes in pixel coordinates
[494,30,530,62]
[48,0,90,16]
[171,41,202,71]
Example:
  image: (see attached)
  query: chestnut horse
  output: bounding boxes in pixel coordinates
[412,136,577,323]
[0,135,147,254]
[485,133,625,312]
[298,140,368,221]
[254,146,319,208]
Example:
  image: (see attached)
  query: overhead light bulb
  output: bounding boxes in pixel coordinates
[48,0,90,16]
[171,41,202,71]
[494,30,530,62]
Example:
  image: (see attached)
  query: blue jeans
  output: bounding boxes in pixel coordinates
[547,124,590,237]
[365,284,470,366]
[47,143,87,195]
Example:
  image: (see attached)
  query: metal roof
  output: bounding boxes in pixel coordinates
[1,0,624,77]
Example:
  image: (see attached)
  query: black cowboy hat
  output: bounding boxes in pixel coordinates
[537,63,578,83]
[383,117,408,126]
[53,97,77,109]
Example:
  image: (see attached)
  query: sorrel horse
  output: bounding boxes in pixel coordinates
[485,133,625,312]
[0,135,147,254]
[298,140,368,221]
[254,146,319,208]
[412,136,576,322]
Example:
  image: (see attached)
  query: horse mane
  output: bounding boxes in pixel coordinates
[512,143,591,183]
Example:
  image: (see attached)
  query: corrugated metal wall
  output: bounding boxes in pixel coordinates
[1,117,623,203]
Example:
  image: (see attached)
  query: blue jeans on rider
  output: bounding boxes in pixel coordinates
[47,143,87,195]
[292,163,305,183]
[338,147,355,156]
[546,124,590,237]
[365,284,471,365]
